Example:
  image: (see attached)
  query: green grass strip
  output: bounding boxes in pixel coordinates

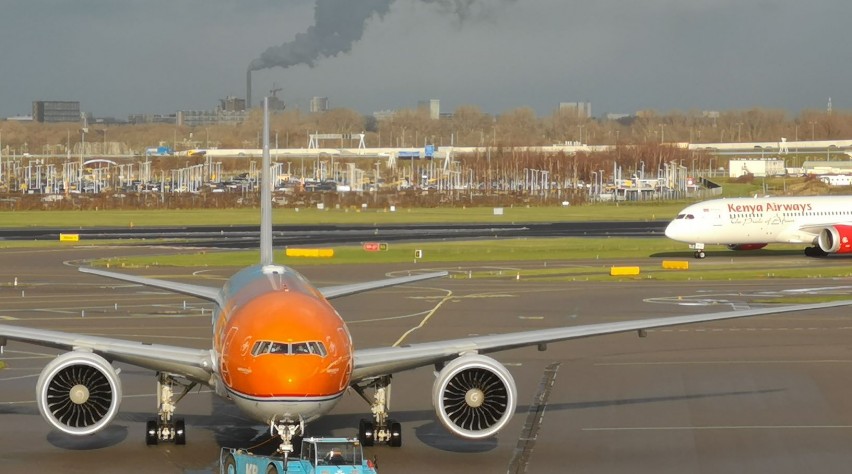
[0,203,683,228]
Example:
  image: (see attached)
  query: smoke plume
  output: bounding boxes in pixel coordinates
[249,0,515,72]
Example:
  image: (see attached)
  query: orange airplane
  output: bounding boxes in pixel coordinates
[2,99,852,455]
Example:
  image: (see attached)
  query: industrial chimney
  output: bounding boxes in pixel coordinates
[246,67,252,110]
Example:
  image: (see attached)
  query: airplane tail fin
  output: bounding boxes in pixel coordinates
[260,97,273,266]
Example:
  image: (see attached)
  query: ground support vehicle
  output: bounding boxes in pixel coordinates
[220,437,378,474]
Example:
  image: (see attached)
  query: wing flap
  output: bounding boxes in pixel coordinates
[352,300,852,382]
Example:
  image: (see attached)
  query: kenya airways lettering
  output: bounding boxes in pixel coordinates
[727,202,813,213]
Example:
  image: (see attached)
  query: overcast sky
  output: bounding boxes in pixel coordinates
[2,0,850,119]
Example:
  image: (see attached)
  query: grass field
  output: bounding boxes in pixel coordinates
[86,237,852,284]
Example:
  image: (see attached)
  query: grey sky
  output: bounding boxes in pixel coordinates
[1,0,849,119]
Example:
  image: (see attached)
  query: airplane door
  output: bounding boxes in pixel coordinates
[706,206,724,227]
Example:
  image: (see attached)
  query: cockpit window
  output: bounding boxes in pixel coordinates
[269,342,290,354]
[251,340,328,358]
[252,341,271,356]
[308,341,328,357]
[676,214,686,219]
[292,342,310,354]
[685,214,695,219]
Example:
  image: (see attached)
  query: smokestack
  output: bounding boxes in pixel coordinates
[246,67,252,110]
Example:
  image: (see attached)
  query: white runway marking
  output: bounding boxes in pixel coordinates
[595,359,852,366]
[584,425,852,432]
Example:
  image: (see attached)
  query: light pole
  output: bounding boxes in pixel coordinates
[591,171,597,200]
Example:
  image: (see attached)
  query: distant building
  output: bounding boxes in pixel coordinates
[803,160,852,175]
[605,113,631,121]
[820,175,852,186]
[729,158,786,178]
[32,101,80,123]
[128,114,177,125]
[418,99,440,120]
[267,96,286,111]
[310,97,329,113]
[559,101,592,118]
[220,96,246,112]
[177,109,248,127]
[372,109,396,121]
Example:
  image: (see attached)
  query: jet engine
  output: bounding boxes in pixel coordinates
[817,225,852,254]
[36,351,122,436]
[432,354,517,439]
[727,244,767,251]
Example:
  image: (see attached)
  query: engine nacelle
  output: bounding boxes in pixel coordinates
[432,354,517,439]
[817,225,852,254]
[727,243,768,251]
[36,351,122,436]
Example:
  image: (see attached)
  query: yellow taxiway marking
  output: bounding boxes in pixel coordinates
[394,289,454,347]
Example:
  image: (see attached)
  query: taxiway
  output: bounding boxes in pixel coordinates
[2,245,852,473]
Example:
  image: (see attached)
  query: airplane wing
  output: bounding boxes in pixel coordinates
[319,271,448,299]
[79,267,222,305]
[351,300,852,382]
[798,222,852,235]
[0,323,214,384]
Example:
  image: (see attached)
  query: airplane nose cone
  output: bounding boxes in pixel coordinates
[664,220,678,240]
[664,222,673,238]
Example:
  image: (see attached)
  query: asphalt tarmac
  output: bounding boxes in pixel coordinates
[3,245,852,473]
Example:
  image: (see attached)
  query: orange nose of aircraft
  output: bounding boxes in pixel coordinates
[218,291,352,399]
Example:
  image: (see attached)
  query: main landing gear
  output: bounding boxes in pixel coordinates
[353,375,402,448]
[805,246,828,257]
[146,372,194,446]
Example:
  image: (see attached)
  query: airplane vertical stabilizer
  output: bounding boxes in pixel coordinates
[260,97,273,266]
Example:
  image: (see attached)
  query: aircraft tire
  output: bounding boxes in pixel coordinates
[145,420,158,446]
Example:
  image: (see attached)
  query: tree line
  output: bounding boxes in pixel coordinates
[0,106,848,156]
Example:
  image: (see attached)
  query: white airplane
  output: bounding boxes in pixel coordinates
[2,102,851,456]
[666,195,852,258]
